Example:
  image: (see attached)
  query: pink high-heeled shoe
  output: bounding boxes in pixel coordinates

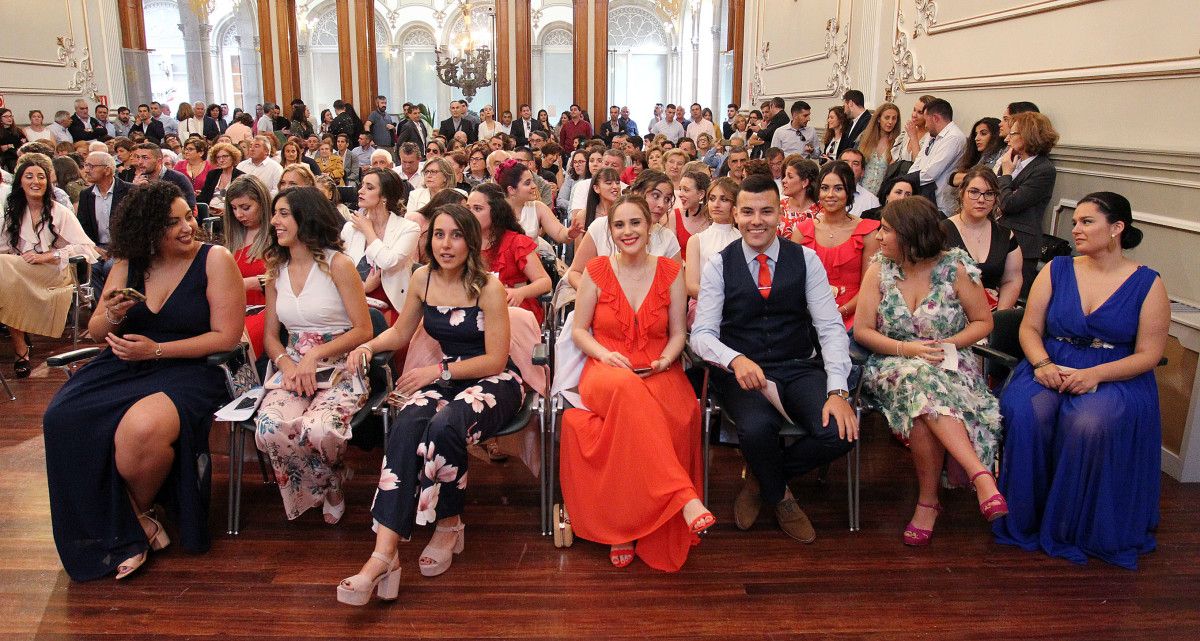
[337,551,401,605]
[902,502,941,547]
[419,522,465,577]
[115,510,171,580]
[971,470,1009,522]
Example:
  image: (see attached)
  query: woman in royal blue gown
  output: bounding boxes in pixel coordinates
[43,181,245,581]
[994,192,1170,569]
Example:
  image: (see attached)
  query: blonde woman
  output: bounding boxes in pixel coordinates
[856,102,902,195]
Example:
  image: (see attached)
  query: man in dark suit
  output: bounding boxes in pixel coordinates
[396,105,428,157]
[77,151,131,290]
[996,111,1058,293]
[690,174,857,543]
[438,100,478,144]
[68,99,109,142]
[598,105,628,145]
[749,97,788,159]
[130,104,165,145]
[509,103,544,147]
[839,90,871,151]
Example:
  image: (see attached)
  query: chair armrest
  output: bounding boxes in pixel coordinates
[538,293,552,306]
[532,343,549,366]
[848,340,871,367]
[971,344,1019,369]
[47,347,104,367]
[206,345,246,368]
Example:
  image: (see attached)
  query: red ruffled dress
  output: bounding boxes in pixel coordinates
[559,257,704,571]
[796,217,880,329]
[483,230,544,324]
[234,245,267,357]
[777,199,821,240]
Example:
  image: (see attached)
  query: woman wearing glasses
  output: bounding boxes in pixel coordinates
[996,111,1059,292]
[942,167,1022,310]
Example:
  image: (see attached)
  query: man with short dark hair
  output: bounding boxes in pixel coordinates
[95,104,116,138]
[130,104,164,145]
[131,142,197,207]
[906,98,965,215]
[837,148,880,216]
[396,142,423,189]
[678,138,697,160]
[599,105,627,145]
[771,100,816,158]
[558,103,594,151]
[513,147,554,206]
[748,97,787,159]
[650,103,686,144]
[152,101,179,136]
[691,173,857,544]
[328,99,359,141]
[351,132,378,172]
[396,104,428,153]
[335,133,361,187]
[840,89,871,150]
[367,94,397,149]
[112,107,134,138]
[686,103,714,143]
[528,129,547,153]
[439,100,478,143]
[256,102,276,134]
[510,103,544,147]
[723,103,739,140]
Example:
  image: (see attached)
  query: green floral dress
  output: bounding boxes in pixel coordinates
[862,248,1002,470]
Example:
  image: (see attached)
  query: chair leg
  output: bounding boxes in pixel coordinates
[226,423,237,535]
[702,401,712,507]
[232,427,248,535]
[847,407,862,532]
[0,369,14,402]
[538,397,548,536]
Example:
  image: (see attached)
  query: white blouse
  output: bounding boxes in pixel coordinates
[274,257,352,332]
[0,200,99,268]
[693,222,741,274]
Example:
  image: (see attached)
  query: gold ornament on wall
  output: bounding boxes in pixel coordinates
[885,8,925,102]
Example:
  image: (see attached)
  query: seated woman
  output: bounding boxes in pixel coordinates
[43,180,244,580]
[950,117,1004,192]
[560,195,712,571]
[254,186,373,524]
[341,168,421,317]
[854,198,1005,547]
[941,167,1022,310]
[777,157,821,242]
[0,153,99,377]
[861,177,914,221]
[314,141,344,185]
[794,161,880,328]
[666,169,711,248]
[468,183,552,323]
[198,142,245,216]
[407,157,455,212]
[496,158,580,245]
[994,192,1169,570]
[567,169,679,290]
[278,163,316,190]
[221,175,274,357]
[408,188,468,264]
[174,137,212,195]
[316,175,353,220]
[281,140,319,178]
[684,176,741,299]
[338,204,523,603]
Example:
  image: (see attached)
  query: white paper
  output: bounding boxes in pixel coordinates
[214,386,264,422]
[760,379,796,425]
[939,342,959,372]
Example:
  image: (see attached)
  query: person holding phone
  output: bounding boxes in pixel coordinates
[853,197,1004,547]
[43,180,245,580]
[341,169,420,321]
[558,195,711,572]
[253,187,373,525]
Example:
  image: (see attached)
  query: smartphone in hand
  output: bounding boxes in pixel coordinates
[113,287,147,302]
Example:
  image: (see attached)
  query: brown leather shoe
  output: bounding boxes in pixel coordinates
[775,498,816,543]
[733,467,762,530]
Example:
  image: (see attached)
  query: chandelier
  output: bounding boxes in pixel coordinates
[434,1,492,104]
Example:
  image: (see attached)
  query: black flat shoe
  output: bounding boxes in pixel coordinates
[14,351,30,379]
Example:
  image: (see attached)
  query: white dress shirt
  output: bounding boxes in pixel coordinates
[48,123,74,143]
[689,237,850,392]
[236,157,284,194]
[771,124,818,157]
[909,121,967,215]
[849,184,880,217]
[91,182,117,245]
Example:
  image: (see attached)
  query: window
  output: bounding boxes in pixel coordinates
[607,3,671,126]
[537,25,573,116]
[400,27,439,117]
[144,0,190,107]
[303,6,342,116]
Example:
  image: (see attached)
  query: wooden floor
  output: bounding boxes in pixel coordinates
[4,338,1200,640]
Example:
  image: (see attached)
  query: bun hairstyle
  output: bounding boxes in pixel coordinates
[1078,191,1142,250]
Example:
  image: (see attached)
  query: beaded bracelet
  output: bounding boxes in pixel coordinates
[104,307,125,325]
[1031,358,1053,370]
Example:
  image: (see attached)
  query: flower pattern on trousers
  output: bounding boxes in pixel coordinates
[454,385,497,413]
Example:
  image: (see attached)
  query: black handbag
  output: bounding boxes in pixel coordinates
[1039,234,1073,263]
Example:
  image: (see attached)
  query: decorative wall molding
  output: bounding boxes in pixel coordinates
[1052,199,1200,240]
[926,0,1101,36]
[0,1,98,99]
[911,0,937,37]
[762,0,843,71]
[824,17,851,96]
[749,41,768,104]
[884,8,925,101]
[904,55,1200,92]
[1055,167,1200,193]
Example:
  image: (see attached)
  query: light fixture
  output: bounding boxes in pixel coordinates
[434,1,492,104]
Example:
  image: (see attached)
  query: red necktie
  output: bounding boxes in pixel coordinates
[756,254,772,299]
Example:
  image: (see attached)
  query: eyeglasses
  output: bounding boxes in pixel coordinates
[966,188,998,201]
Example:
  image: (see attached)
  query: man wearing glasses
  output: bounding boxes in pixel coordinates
[76,151,130,290]
[770,101,816,159]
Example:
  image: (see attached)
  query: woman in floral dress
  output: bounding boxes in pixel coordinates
[337,204,522,605]
[854,198,1007,547]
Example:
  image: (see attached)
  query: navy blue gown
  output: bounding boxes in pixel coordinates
[994,256,1161,569]
[43,244,227,581]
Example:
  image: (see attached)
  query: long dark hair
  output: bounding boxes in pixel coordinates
[0,108,20,136]
[585,167,622,228]
[473,182,523,251]
[958,117,1003,171]
[817,160,857,210]
[264,186,345,280]
[1078,191,1143,250]
[109,180,188,283]
[5,154,58,252]
[206,103,222,120]
[424,203,490,300]
[361,168,407,216]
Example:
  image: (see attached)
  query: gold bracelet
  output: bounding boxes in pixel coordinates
[273,353,288,366]
[895,341,904,357]
[1032,358,1052,370]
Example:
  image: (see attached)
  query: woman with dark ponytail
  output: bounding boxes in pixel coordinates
[993,191,1170,570]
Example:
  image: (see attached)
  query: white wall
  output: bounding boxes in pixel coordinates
[0,0,128,123]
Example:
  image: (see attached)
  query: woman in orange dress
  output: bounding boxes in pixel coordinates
[560,194,714,572]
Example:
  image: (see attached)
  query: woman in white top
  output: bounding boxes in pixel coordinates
[0,154,98,377]
[254,186,373,524]
[476,105,505,141]
[341,168,420,313]
[567,169,680,290]
[496,158,579,244]
[685,177,741,298]
[176,102,205,141]
[406,157,454,213]
[23,110,56,143]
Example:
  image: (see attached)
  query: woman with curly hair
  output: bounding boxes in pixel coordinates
[0,153,98,376]
[338,204,523,603]
[42,179,244,580]
[253,186,373,525]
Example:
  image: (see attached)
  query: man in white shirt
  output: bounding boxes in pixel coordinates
[650,104,686,144]
[395,142,424,190]
[256,103,277,134]
[837,149,880,216]
[770,100,818,158]
[48,111,74,143]
[906,98,966,216]
[151,102,179,136]
[647,103,665,132]
[685,103,715,143]
[236,135,284,194]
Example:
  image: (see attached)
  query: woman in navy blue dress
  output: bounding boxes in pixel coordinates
[43,181,245,581]
[994,192,1170,569]
[336,204,522,605]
